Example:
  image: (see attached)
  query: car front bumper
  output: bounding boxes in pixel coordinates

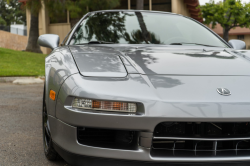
[52,142,250,166]
[49,116,250,164]
[49,74,250,164]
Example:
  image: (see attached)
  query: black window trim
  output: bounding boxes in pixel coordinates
[61,24,76,46]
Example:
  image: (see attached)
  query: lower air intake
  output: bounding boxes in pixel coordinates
[151,122,250,157]
[77,127,138,150]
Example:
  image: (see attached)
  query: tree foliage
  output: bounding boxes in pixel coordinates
[199,0,250,41]
[67,0,120,18]
[81,12,126,43]
[71,12,161,45]
[0,16,6,25]
[26,0,41,15]
[25,0,120,20]
[45,0,68,23]
[0,0,26,26]
[22,0,120,53]
[200,0,250,29]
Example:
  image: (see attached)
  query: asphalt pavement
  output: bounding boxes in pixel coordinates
[0,83,68,166]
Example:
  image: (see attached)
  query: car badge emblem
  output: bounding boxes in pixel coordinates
[217,88,231,96]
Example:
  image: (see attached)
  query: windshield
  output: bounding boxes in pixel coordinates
[69,11,227,47]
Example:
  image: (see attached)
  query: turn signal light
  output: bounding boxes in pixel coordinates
[50,90,56,101]
[72,98,137,113]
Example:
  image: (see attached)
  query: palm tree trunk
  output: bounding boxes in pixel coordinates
[223,0,229,42]
[26,12,42,53]
[136,0,144,10]
[223,27,229,42]
[135,12,149,43]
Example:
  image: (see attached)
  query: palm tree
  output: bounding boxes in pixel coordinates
[25,0,42,53]
[24,0,120,53]
[25,6,42,53]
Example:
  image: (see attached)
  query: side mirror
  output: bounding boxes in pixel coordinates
[228,39,246,50]
[38,34,60,50]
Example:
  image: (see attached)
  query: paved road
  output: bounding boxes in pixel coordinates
[0,83,68,166]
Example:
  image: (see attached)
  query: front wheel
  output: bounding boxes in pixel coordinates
[43,87,58,161]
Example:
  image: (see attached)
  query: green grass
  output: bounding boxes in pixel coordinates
[0,47,47,76]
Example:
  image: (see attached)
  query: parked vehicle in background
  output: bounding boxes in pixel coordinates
[39,10,250,166]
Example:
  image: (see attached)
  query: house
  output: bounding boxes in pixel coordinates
[209,24,250,49]
[19,0,201,54]
[10,24,27,36]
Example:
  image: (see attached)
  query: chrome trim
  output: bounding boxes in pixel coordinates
[150,157,250,162]
[217,88,231,96]
[153,136,250,141]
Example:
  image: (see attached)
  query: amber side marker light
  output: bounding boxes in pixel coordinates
[50,90,56,101]
[72,98,137,113]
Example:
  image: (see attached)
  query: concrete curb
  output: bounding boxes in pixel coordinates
[0,76,45,84]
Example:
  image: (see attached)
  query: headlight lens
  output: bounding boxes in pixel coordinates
[72,98,137,113]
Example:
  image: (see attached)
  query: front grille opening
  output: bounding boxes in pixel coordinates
[77,127,138,150]
[151,122,250,157]
[154,122,250,137]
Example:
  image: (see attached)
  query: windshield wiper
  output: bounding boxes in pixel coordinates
[170,42,221,47]
[88,41,115,44]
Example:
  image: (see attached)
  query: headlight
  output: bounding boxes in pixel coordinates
[72,98,137,113]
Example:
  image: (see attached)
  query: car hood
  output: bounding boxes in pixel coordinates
[125,47,250,76]
[69,45,250,76]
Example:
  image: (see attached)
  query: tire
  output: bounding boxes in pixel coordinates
[42,86,58,161]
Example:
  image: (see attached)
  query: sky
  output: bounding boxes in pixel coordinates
[199,0,250,5]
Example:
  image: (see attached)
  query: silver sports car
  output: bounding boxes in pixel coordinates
[39,10,250,166]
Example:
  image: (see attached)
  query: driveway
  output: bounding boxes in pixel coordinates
[0,83,68,166]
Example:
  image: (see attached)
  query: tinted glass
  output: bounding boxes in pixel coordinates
[70,12,227,47]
